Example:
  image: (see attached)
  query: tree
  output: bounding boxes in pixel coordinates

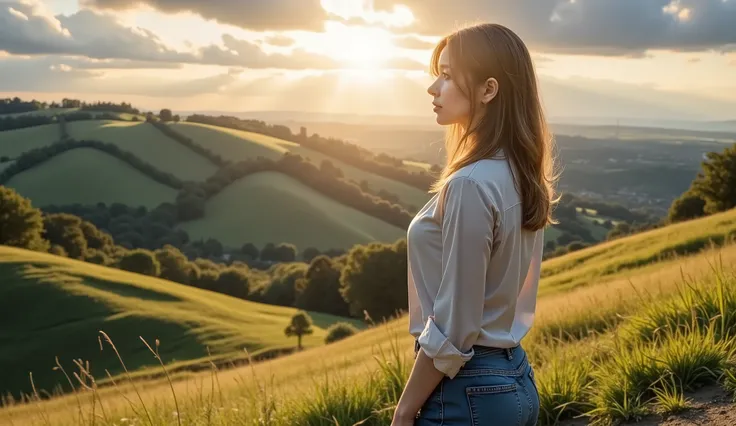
[688,145,736,215]
[325,322,358,344]
[284,310,314,350]
[241,243,259,259]
[339,239,407,321]
[0,186,49,252]
[275,243,297,262]
[43,213,88,259]
[302,247,320,262]
[159,109,173,122]
[215,267,250,299]
[118,249,160,277]
[155,245,199,285]
[668,191,706,223]
[295,255,349,316]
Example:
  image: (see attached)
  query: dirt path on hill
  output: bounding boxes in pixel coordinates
[559,386,736,426]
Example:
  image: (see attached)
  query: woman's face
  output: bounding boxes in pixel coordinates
[427,47,471,126]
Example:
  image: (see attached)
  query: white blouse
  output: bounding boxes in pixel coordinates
[407,157,544,379]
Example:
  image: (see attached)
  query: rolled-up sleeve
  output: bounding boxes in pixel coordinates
[417,176,495,378]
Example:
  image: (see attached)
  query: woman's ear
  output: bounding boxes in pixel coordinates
[480,77,499,105]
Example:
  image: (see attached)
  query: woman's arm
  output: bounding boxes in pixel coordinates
[392,348,445,423]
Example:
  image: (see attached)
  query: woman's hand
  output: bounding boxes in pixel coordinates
[390,410,416,426]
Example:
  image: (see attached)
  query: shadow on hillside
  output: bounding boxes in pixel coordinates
[20,262,182,303]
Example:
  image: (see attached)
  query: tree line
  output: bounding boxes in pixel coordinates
[0,111,126,132]
[175,153,413,228]
[185,114,437,191]
[1,186,408,325]
[147,120,412,226]
[0,139,183,190]
[0,97,45,115]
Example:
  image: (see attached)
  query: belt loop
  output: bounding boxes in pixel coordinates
[505,348,513,360]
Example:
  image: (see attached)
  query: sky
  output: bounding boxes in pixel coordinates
[1,0,735,122]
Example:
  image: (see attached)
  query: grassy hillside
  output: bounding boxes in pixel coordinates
[68,120,218,181]
[170,122,431,210]
[0,245,364,397]
[178,171,406,251]
[539,207,736,296]
[4,148,178,208]
[0,123,60,158]
[4,209,736,425]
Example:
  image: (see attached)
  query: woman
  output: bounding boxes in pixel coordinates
[391,23,558,426]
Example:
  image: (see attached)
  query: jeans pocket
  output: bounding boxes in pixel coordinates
[466,383,522,426]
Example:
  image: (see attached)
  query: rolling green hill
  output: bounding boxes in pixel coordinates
[4,148,178,208]
[178,171,406,251]
[0,245,364,397]
[67,120,218,181]
[0,123,60,158]
[170,122,431,210]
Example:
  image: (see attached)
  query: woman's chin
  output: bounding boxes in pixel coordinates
[435,115,452,126]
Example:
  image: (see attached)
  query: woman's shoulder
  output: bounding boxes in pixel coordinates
[443,158,519,210]
[447,157,514,186]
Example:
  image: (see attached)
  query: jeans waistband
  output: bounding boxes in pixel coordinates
[414,339,520,361]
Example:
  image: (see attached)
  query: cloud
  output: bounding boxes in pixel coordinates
[262,34,296,48]
[81,0,328,31]
[0,1,193,62]
[0,55,239,96]
[198,34,342,69]
[0,2,419,70]
[370,0,736,56]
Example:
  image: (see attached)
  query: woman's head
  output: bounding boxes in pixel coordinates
[427,22,559,231]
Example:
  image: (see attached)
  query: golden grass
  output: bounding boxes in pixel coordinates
[4,225,736,425]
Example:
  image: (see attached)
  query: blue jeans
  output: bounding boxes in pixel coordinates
[413,342,540,426]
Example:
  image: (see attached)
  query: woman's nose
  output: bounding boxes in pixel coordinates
[427,82,438,97]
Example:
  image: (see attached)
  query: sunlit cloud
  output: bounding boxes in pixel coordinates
[321,0,415,28]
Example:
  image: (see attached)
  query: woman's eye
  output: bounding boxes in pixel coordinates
[442,72,451,80]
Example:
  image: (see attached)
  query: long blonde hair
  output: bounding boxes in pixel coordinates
[429,23,560,231]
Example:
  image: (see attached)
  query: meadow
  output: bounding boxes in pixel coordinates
[178,171,406,251]
[169,122,432,211]
[4,148,178,208]
[0,244,365,399]
[67,121,218,182]
[3,208,736,425]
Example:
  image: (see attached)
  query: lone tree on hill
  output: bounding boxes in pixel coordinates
[284,310,314,351]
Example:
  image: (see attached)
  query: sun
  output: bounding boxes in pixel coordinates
[321,21,397,70]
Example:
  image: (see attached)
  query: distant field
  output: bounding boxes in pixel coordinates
[4,148,177,208]
[68,120,218,181]
[170,122,432,210]
[552,123,736,143]
[402,159,433,172]
[0,245,364,397]
[0,123,60,158]
[179,171,406,251]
